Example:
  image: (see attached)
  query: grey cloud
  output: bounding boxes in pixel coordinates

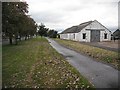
[96,1,119,7]
[0,0,20,2]
[27,0,118,31]
[108,26,118,32]
[30,11,66,24]
[62,5,84,12]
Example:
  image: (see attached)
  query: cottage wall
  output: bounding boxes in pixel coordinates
[60,20,111,42]
[68,33,76,40]
[77,20,111,42]
[60,33,78,40]
[60,34,69,40]
[100,30,111,41]
[76,29,90,42]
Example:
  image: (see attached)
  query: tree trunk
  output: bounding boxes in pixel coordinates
[25,35,27,40]
[28,36,29,39]
[30,36,33,38]
[19,35,21,41]
[15,37,18,45]
[9,37,12,45]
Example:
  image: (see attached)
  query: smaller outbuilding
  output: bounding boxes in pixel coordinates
[60,20,111,42]
[112,29,120,40]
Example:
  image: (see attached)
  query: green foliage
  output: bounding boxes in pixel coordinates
[38,23,48,37]
[47,30,58,38]
[2,2,37,44]
[37,23,58,38]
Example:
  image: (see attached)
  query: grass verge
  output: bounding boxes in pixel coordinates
[2,37,94,89]
[55,39,119,70]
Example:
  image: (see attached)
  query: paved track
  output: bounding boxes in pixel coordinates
[47,38,119,88]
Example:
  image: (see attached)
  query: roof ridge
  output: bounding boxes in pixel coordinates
[65,25,78,30]
[79,20,93,26]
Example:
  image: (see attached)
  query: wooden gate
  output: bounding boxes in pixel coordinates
[91,30,100,42]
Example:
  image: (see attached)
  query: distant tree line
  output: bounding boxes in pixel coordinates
[2,2,37,45]
[38,23,58,38]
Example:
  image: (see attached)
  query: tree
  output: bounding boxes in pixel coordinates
[38,23,48,37]
[2,2,37,44]
[20,15,37,40]
[47,30,58,38]
[27,17,37,39]
[2,2,29,44]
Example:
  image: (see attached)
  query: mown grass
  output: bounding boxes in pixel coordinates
[2,37,94,89]
[55,39,119,70]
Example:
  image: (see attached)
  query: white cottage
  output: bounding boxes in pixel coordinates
[60,20,111,42]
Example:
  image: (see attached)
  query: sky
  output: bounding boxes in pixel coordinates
[24,0,119,33]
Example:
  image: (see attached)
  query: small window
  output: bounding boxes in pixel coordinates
[104,33,107,39]
[83,33,86,39]
[73,34,75,39]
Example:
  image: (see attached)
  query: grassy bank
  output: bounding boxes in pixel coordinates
[55,39,119,70]
[2,37,94,88]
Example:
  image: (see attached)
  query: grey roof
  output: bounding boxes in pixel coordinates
[113,29,120,36]
[61,21,93,34]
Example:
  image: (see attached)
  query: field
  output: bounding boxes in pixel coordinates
[2,37,94,88]
[55,39,119,70]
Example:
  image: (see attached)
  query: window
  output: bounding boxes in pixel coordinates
[83,33,86,39]
[104,33,107,39]
[73,34,75,39]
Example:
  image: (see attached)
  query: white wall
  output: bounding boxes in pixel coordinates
[60,33,78,41]
[76,29,90,42]
[60,34,69,39]
[80,20,111,42]
[60,20,111,42]
[100,30,111,41]
[86,20,106,30]
[68,33,76,40]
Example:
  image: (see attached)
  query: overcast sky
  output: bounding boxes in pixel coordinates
[25,0,119,32]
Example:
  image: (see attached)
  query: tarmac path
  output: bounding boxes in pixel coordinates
[46,38,119,88]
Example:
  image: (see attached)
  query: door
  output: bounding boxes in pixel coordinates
[91,30,100,42]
